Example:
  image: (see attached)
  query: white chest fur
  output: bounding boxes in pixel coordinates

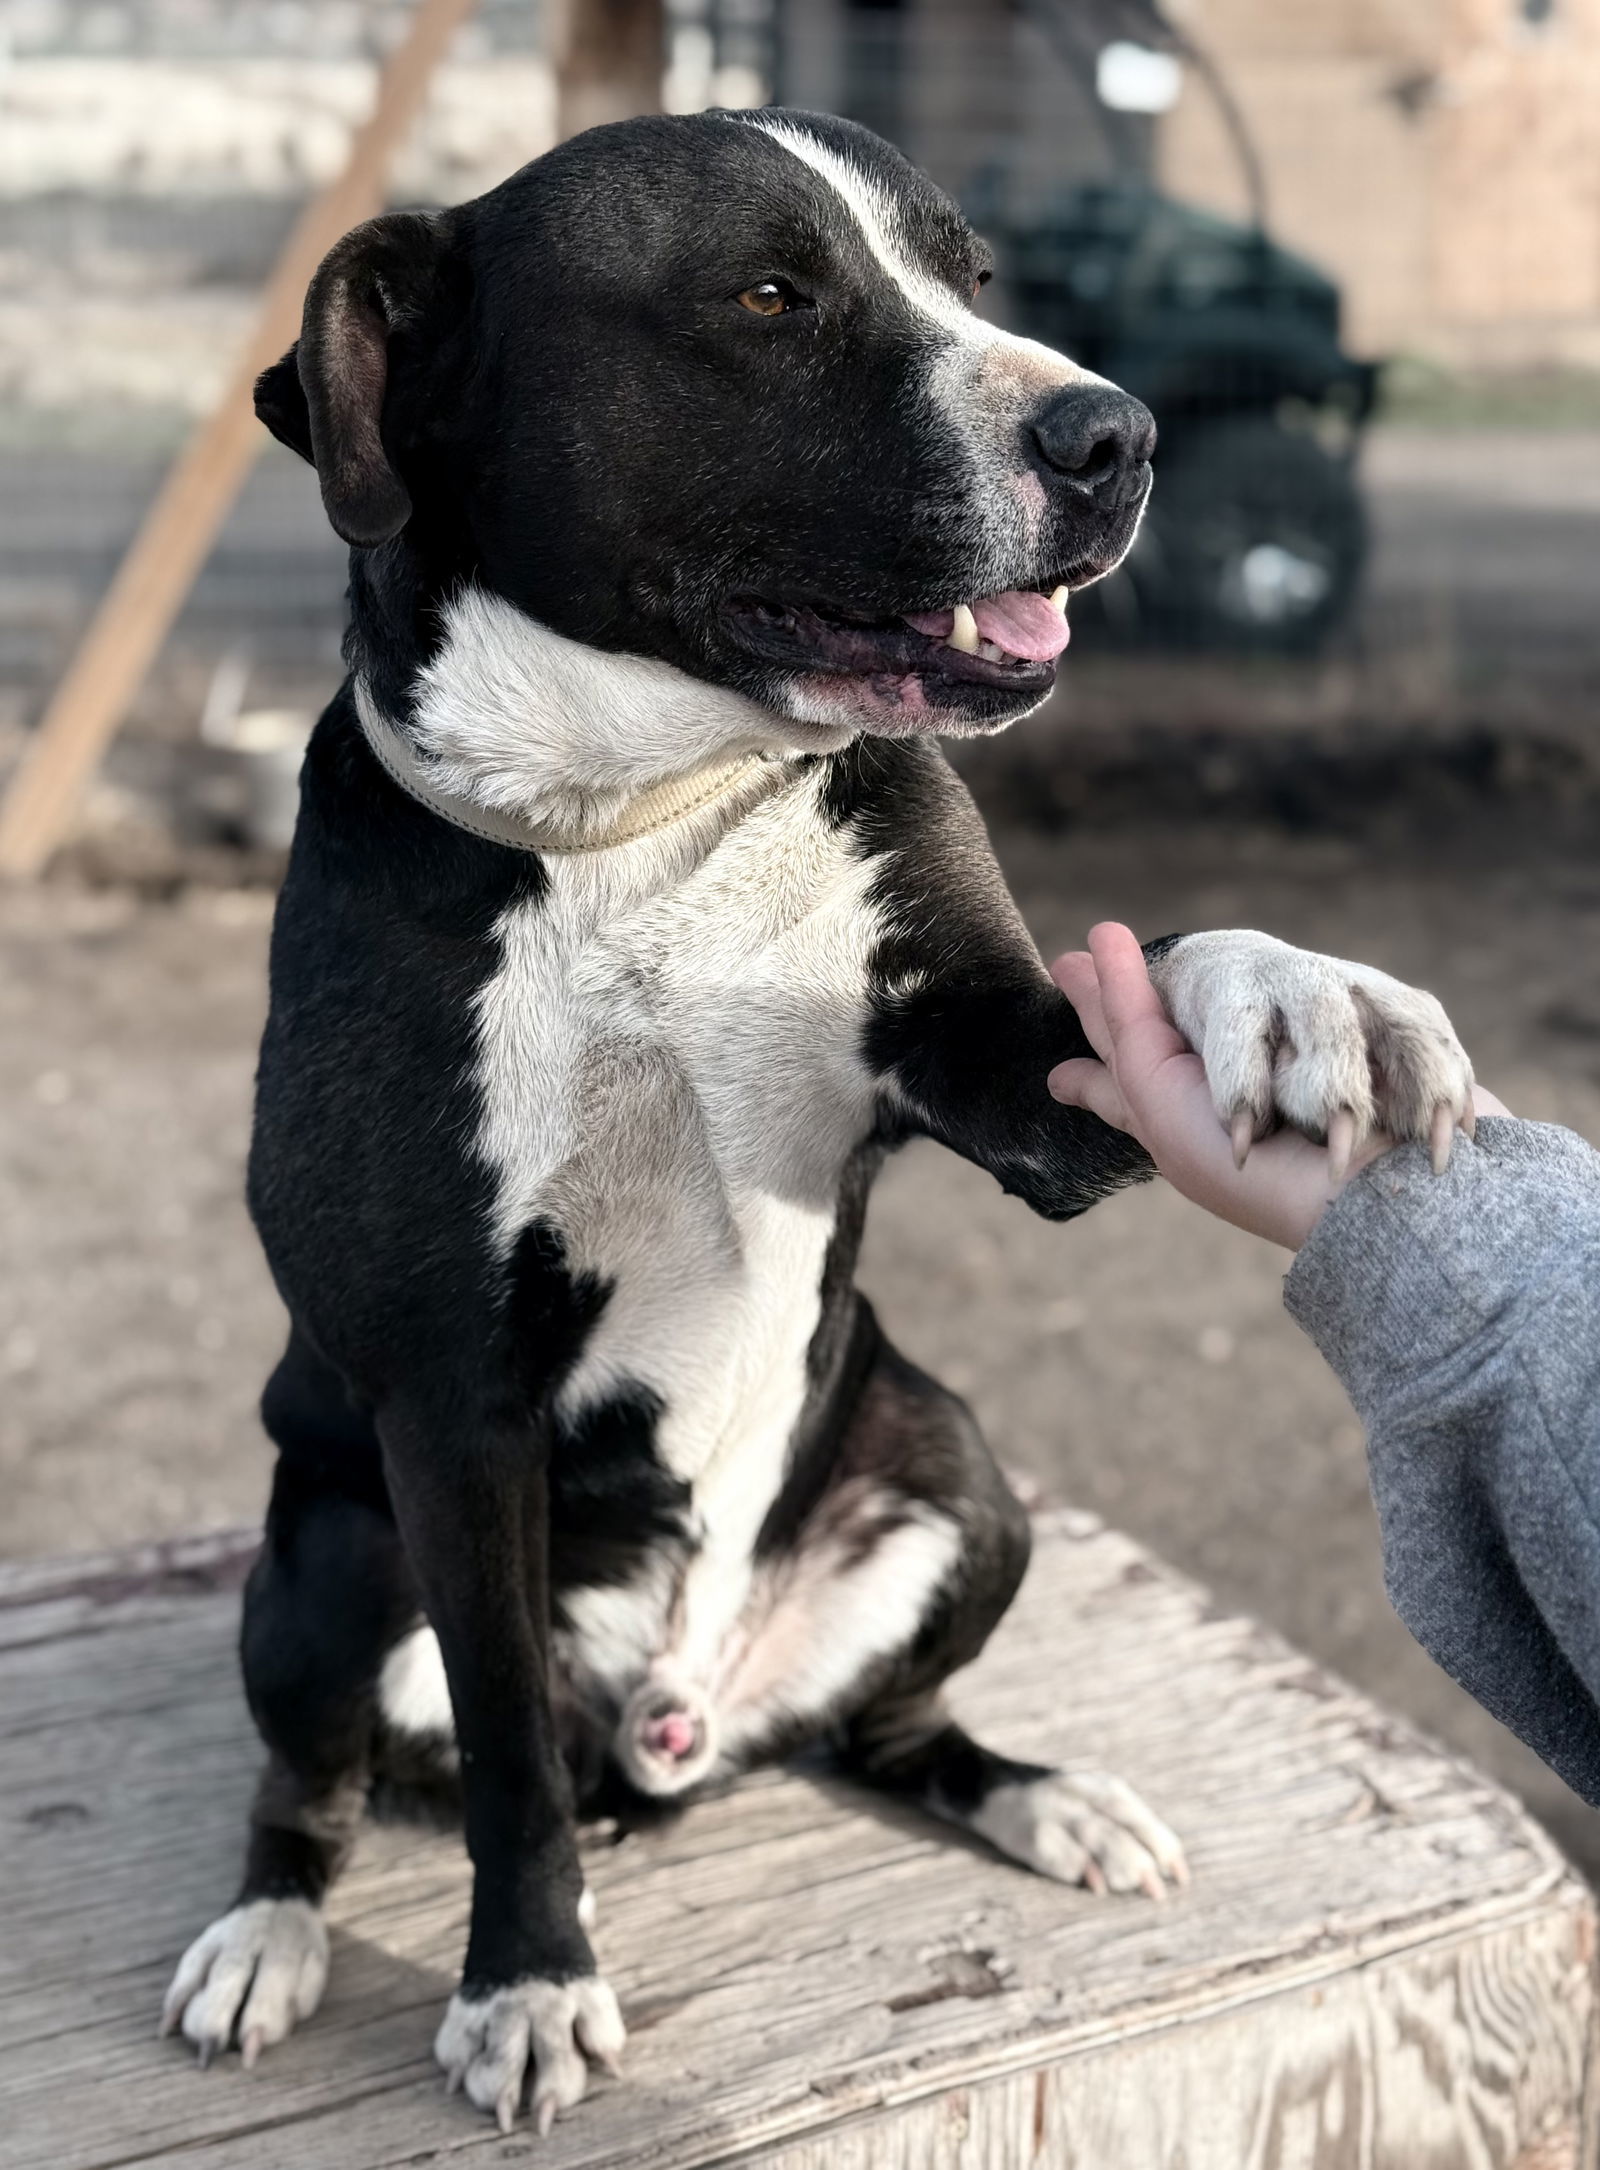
[472,760,884,1682]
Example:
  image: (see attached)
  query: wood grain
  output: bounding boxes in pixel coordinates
[1,1511,1593,2167]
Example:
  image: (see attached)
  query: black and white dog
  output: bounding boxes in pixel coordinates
[161,111,1473,2132]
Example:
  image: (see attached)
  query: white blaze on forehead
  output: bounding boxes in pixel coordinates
[748,114,1097,387]
[746,116,1118,602]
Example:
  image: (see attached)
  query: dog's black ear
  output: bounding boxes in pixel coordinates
[254,342,313,464]
[255,210,459,548]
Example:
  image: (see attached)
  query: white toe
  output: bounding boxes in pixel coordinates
[435,1974,626,2130]
[971,1771,1187,1898]
[161,1899,328,2062]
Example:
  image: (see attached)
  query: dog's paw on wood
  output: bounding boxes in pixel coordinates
[159,1897,329,2066]
[970,1769,1189,1901]
[434,1973,626,2134]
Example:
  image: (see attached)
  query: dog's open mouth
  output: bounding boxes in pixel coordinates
[723,584,1071,691]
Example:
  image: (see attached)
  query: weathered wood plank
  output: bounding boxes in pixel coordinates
[1,1511,1593,2168]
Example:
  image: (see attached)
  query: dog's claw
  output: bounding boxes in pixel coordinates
[240,2028,264,2071]
[1429,1102,1454,1175]
[535,2091,559,2138]
[196,2039,215,2072]
[1460,1100,1477,1142]
[498,2087,519,2137]
[1326,1106,1355,1189]
[444,2064,463,2097]
[1230,1107,1254,1170]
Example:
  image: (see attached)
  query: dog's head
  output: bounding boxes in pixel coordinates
[258,111,1153,745]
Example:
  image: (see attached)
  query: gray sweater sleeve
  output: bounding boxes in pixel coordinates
[1284,1117,1600,1805]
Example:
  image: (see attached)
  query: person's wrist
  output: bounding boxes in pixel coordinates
[1275,1087,1504,1249]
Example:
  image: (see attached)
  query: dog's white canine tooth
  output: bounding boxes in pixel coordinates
[947,603,980,653]
[1048,584,1070,614]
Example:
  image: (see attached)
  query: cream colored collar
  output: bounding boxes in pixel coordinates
[356,698,770,855]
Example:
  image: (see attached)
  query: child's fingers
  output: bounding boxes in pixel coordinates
[1049,950,1112,1062]
[1046,1057,1133,1135]
[1086,923,1192,1080]
[1086,923,1164,1029]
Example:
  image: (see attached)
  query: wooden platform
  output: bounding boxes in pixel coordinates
[3,1511,1595,2168]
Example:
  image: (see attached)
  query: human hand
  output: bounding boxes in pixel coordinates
[1046,922,1508,1251]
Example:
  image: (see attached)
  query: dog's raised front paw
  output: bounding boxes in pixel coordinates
[1151,930,1474,1172]
[159,1897,329,2066]
[971,1769,1188,1899]
[435,1974,626,2134]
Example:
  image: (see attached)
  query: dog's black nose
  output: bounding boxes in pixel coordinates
[1031,384,1156,502]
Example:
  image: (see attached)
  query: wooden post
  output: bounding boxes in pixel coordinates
[553,0,664,140]
[0,0,481,881]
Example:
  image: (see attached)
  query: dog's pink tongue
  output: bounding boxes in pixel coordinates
[973,590,1070,660]
[904,591,1070,661]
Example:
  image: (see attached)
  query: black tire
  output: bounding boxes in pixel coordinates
[1127,415,1368,653]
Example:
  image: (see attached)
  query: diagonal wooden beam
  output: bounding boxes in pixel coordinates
[0,0,482,880]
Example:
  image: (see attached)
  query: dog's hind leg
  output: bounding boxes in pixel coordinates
[714,1317,1186,1898]
[161,1330,418,2065]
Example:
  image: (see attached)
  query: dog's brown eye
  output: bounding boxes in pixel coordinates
[737,280,799,317]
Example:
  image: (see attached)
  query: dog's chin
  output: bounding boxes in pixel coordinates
[713,595,1062,740]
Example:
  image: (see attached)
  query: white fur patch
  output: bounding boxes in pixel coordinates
[466,682,886,1695]
[435,1974,625,2133]
[401,589,853,842]
[378,1624,455,1738]
[160,1898,329,2062]
[558,1554,680,1702]
[750,116,1088,378]
[716,1498,963,1766]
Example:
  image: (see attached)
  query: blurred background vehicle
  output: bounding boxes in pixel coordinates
[857,0,1383,651]
[1000,177,1375,652]
[3,0,1600,1882]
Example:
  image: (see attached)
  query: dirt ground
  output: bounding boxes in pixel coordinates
[5,808,1600,1882]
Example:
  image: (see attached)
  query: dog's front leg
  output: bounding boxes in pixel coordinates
[873,959,1157,1221]
[379,1404,624,2134]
